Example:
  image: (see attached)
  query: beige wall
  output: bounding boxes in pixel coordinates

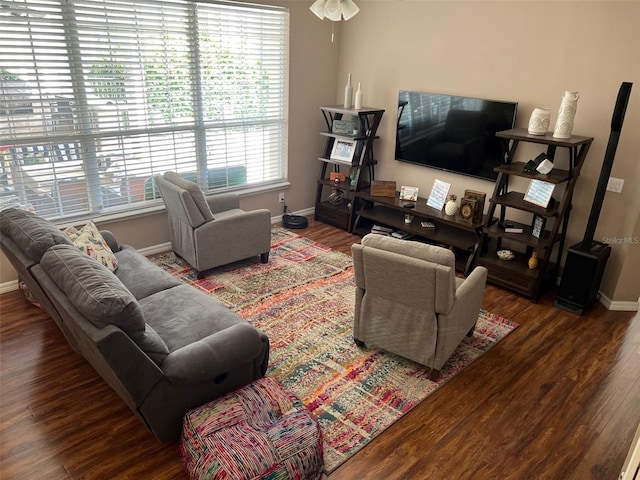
[335,0,639,304]
[2,1,639,305]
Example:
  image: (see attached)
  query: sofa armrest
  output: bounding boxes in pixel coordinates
[432,266,487,370]
[454,266,488,309]
[439,266,487,328]
[207,193,240,214]
[162,323,263,384]
[99,230,121,253]
[194,209,272,250]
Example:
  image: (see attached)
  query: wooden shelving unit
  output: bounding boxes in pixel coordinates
[314,105,384,232]
[477,128,594,300]
[353,189,484,274]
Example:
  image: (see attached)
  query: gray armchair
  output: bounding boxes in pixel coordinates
[351,234,488,380]
[154,171,271,278]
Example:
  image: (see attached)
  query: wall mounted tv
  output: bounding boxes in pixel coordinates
[395,90,518,182]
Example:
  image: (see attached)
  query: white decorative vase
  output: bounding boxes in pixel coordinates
[354,82,362,110]
[553,91,579,139]
[528,107,551,135]
[344,73,353,109]
[445,195,458,216]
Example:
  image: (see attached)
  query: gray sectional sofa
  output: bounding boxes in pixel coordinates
[0,208,270,442]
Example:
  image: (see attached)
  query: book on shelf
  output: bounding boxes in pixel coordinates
[420,220,435,229]
[391,231,413,240]
[371,224,393,235]
[500,220,524,233]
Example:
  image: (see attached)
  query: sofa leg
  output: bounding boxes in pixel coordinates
[429,368,441,381]
[197,270,206,280]
[260,252,269,264]
[354,338,366,348]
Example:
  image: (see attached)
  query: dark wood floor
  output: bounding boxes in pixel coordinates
[1,218,638,479]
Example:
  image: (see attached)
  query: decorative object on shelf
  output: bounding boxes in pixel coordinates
[536,159,554,175]
[330,138,357,163]
[524,179,556,208]
[528,251,539,269]
[404,213,414,224]
[497,249,515,261]
[327,188,345,205]
[370,180,396,197]
[524,152,551,173]
[332,118,358,135]
[553,90,579,139]
[310,0,359,21]
[458,197,477,223]
[399,185,419,202]
[531,214,547,239]
[344,73,353,109]
[444,194,458,216]
[330,172,346,183]
[463,189,486,224]
[349,166,359,186]
[426,179,451,210]
[528,107,551,135]
[354,82,362,110]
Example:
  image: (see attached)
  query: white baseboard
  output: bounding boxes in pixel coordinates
[0,210,313,295]
[0,280,19,295]
[599,292,640,312]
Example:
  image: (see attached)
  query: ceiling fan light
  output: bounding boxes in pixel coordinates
[309,0,326,20]
[341,0,360,21]
[324,0,342,21]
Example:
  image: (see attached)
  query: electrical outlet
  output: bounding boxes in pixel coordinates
[278,192,285,203]
[606,177,624,193]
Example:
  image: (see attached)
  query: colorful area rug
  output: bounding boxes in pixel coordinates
[150,228,518,474]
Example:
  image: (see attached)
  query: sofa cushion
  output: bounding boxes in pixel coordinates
[114,246,183,300]
[64,221,119,272]
[139,284,245,352]
[163,171,215,222]
[40,244,145,337]
[0,208,72,262]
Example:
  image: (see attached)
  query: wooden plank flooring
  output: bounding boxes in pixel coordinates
[1,218,638,479]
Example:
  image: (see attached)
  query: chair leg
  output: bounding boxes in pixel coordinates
[260,252,269,263]
[429,368,441,381]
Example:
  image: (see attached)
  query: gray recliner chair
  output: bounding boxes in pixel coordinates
[351,234,488,380]
[154,171,271,278]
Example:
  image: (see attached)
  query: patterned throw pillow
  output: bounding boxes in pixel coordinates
[63,221,119,272]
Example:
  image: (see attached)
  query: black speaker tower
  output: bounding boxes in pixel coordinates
[554,82,633,314]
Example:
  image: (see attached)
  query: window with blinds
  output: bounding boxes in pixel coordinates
[0,0,289,220]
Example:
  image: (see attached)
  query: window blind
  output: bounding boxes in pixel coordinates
[0,0,289,220]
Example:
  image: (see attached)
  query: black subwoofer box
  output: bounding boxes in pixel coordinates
[554,241,611,315]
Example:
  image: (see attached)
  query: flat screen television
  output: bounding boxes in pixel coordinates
[395,90,518,181]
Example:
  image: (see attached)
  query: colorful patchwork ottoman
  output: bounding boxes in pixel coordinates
[180,377,323,480]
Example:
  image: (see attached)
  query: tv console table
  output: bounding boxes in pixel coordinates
[353,189,484,274]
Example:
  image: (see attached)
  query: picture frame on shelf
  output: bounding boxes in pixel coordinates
[524,179,555,208]
[464,189,486,224]
[426,179,451,210]
[399,185,419,202]
[531,214,547,239]
[459,197,477,223]
[330,138,357,163]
